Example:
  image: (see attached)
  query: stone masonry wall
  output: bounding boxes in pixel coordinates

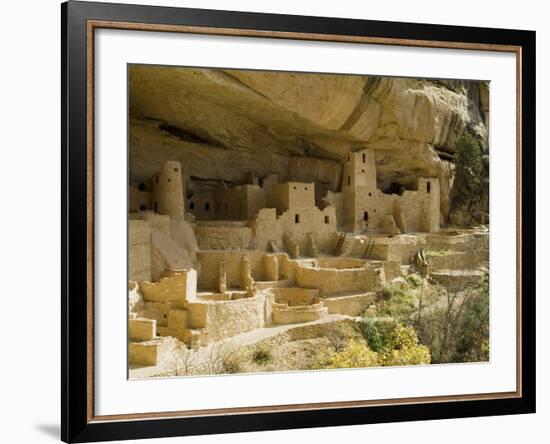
[196,250,267,290]
[271,287,319,306]
[194,225,253,250]
[272,302,327,324]
[205,292,269,341]
[322,293,376,316]
[140,270,197,302]
[129,219,152,282]
[295,263,384,296]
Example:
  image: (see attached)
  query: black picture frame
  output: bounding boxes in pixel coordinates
[61,1,536,442]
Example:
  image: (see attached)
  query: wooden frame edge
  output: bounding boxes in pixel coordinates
[64,4,534,441]
[90,391,520,423]
[85,18,524,424]
[89,19,522,53]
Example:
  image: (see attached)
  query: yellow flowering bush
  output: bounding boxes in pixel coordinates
[323,340,378,369]
[318,324,431,370]
[379,324,431,366]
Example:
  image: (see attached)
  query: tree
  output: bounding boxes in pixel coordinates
[169,342,197,376]
[452,272,489,362]
[323,323,349,352]
[413,271,489,364]
[449,133,488,225]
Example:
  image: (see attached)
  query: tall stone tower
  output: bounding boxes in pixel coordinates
[342,148,377,231]
[342,148,377,192]
[152,160,185,219]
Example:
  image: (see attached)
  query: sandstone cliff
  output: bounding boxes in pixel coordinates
[129,66,489,223]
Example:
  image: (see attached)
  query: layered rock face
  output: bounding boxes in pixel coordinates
[129,66,488,222]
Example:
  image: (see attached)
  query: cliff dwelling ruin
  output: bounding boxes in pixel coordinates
[127,65,490,376]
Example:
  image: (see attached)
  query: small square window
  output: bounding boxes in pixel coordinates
[295,214,300,223]
[205,202,210,211]
[324,216,330,224]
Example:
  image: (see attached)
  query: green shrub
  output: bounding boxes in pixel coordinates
[405,273,423,287]
[252,347,273,365]
[379,282,404,300]
[377,282,418,320]
[358,319,396,352]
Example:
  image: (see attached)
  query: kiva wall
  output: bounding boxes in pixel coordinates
[272,302,327,324]
[322,293,377,316]
[295,263,384,296]
[271,287,319,306]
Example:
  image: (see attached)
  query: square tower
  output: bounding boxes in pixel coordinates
[269,182,315,214]
[342,148,377,192]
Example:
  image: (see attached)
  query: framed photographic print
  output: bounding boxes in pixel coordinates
[61,1,536,442]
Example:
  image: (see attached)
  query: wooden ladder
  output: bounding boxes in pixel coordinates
[364,237,375,259]
[335,232,347,256]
